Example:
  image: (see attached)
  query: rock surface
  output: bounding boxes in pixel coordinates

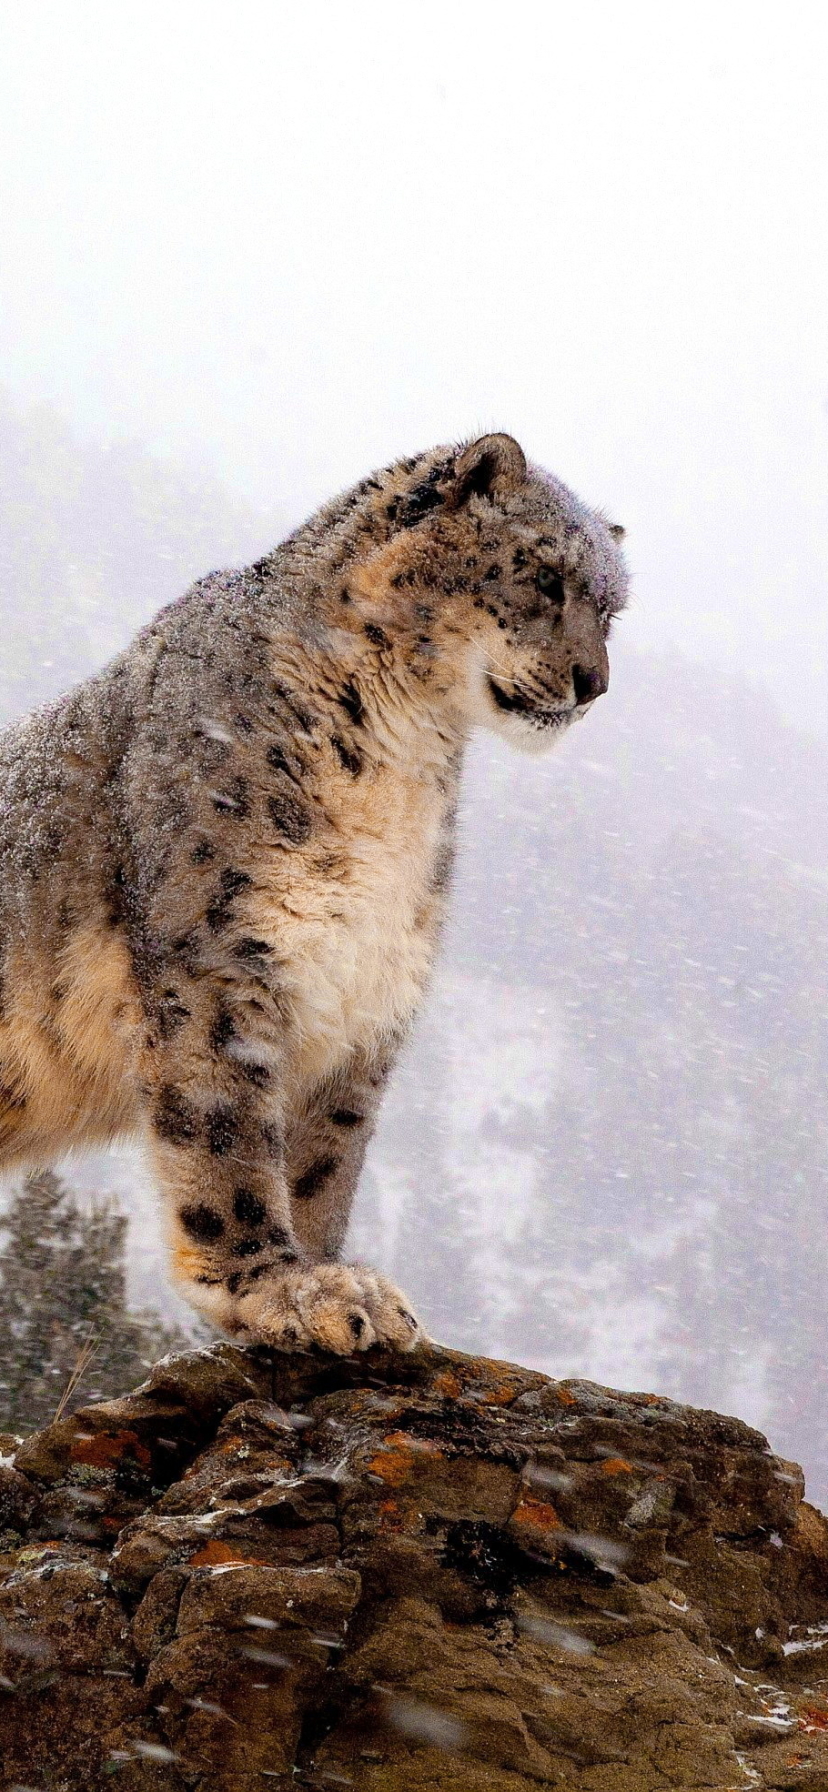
[2,1342,828,1789]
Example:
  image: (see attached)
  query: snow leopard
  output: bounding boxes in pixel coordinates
[0,434,627,1353]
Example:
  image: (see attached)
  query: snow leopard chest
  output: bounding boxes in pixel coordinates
[258,767,452,1091]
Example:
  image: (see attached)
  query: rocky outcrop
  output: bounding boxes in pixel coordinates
[2,1342,828,1789]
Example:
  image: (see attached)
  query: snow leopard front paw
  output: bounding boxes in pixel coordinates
[234,1261,423,1355]
[349,1263,424,1350]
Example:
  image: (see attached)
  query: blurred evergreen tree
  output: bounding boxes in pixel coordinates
[0,1169,186,1434]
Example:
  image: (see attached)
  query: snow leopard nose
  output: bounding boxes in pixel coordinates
[572,661,608,706]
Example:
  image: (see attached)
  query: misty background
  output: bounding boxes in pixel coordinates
[1,4,827,1499]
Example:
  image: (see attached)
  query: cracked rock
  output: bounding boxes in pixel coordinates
[1,1340,828,1788]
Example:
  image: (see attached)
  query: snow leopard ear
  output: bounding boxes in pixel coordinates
[451,433,527,505]
[608,522,626,543]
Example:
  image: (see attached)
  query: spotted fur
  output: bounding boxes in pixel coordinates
[0,434,626,1353]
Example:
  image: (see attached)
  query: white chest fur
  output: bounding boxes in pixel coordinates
[259,764,450,1093]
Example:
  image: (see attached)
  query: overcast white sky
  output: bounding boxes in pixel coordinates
[1,0,826,732]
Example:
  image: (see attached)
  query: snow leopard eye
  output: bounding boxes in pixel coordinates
[535,565,565,602]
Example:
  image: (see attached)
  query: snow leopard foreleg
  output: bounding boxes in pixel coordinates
[283,1049,422,1349]
[143,992,420,1353]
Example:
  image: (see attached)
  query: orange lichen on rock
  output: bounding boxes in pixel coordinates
[70,1428,151,1469]
[187,1539,271,1569]
[600,1457,634,1476]
[365,1430,443,1487]
[433,1370,462,1400]
[475,1375,523,1407]
[510,1491,561,1532]
[377,1494,423,1534]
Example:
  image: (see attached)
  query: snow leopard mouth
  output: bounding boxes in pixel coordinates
[486,675,570,728]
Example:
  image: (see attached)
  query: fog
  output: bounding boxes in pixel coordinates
[3,0,828,732]
[1,5,827,1498]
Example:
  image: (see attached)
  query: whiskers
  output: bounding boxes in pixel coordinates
[485,655,572,726]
